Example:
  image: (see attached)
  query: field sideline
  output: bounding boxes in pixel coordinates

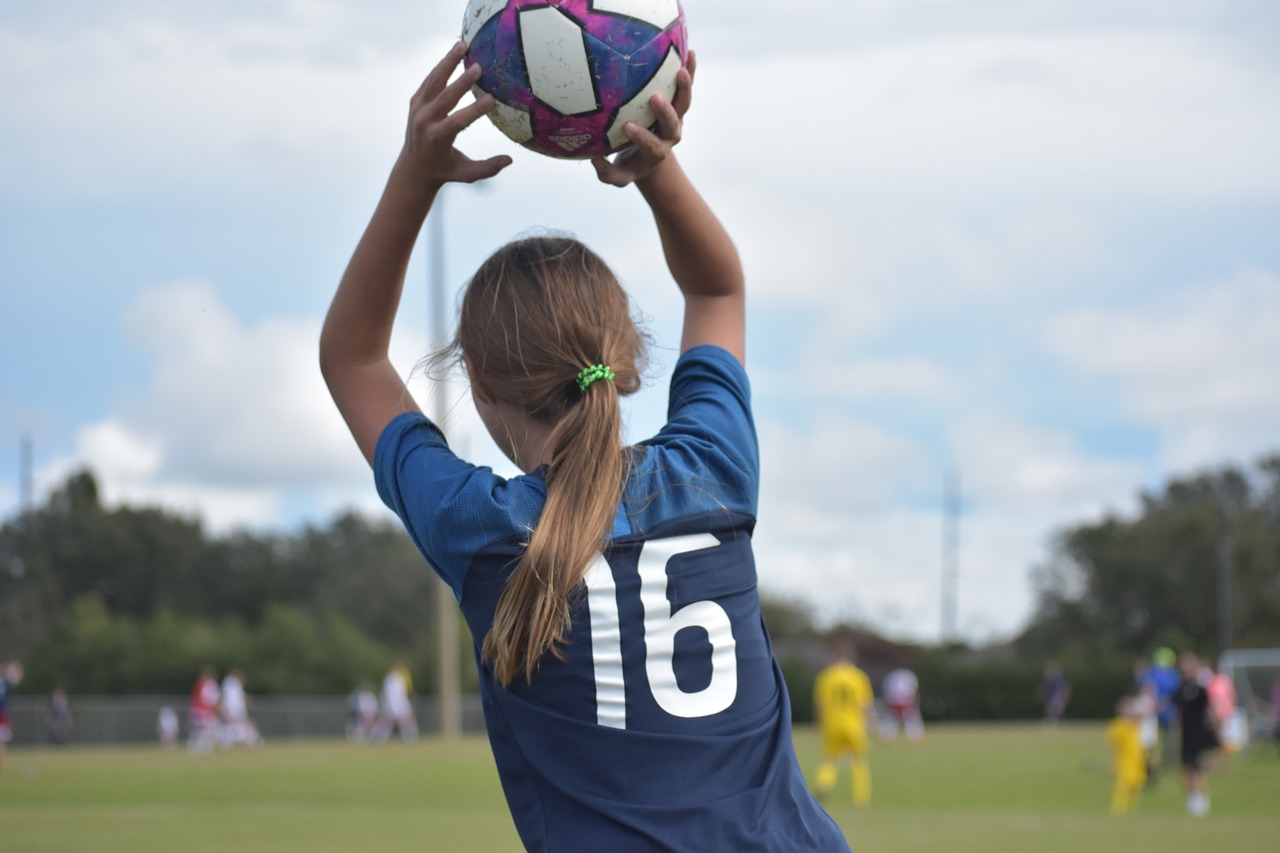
[1,723,1276,852]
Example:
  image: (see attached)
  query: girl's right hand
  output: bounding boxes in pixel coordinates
[400,42,512,187]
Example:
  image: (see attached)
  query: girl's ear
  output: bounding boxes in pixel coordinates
[464,353,496,404]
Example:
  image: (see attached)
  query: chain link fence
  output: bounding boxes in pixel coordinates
[5,694,486,747]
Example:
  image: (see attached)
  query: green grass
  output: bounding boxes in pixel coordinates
[1,723,1276,852]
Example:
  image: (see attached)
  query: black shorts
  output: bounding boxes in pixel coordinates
[1180,730,1219,771]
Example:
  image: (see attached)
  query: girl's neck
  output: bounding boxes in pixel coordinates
[477,397,556,474]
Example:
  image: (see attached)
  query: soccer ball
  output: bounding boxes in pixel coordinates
[461,0,688,159]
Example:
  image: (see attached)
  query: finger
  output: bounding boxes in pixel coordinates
[458,155,514,184]
[436,88,498,138]
[591,156,631,188]
[413,41,468,106]
[648,93,682,143]
[671,65,693,117]
[426,62,484,121]
[686,50,697,84]
[623,121,667,159]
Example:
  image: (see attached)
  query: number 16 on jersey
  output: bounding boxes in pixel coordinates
[584,534,738,730]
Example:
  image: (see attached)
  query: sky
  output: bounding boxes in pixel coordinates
[2,0,1279,644]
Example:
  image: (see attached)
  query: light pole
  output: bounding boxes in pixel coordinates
[941,467,960,644]
[427,191,462,740]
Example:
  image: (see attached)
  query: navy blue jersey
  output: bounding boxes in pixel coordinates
[376,345,849,852]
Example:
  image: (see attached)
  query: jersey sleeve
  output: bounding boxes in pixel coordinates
[373,411,545,601]
[639,345,760,515]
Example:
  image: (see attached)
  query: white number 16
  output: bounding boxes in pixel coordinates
[584,534,738,730]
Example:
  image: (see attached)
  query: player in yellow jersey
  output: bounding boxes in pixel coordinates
[813,634,875,807]
[1106,696,1148,814]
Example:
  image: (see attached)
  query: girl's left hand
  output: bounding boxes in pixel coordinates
[591,52,696,187]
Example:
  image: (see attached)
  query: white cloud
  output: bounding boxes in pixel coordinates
[6,6,1277,211]
[692,32,1280,205]
[761,414,934,512]
[39,282,435,531]
[0,11,442,203]
[749,409,1145,641]
[1050,269,1280,469]
[5,0,1278,643]
[950,415,1143,509]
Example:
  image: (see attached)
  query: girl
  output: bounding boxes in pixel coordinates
[321,42,849,852]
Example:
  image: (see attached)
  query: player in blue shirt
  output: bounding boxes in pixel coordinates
[321,42,850,852]
[0,660,22,773]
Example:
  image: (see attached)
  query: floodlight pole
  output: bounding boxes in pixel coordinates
[1217,523,1234,653]
[941,468,960,643]
[19,433,33,512]
[428,191,463,741]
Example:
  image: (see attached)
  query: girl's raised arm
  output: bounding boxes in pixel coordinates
[591,54,745,364]
[320,43,511,465]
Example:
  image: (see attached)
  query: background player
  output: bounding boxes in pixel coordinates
[0,660,22,773]
[319,42,850,850]
[218,668,261,750]
[1106,696,1148,814]
[813,634,875,807]
[1037,660,1072,726]
[880,667,925,744]
[375,660,418,743]
[187,666,220,754]
[1176,651,1219,816]
[1144,647,1182,768]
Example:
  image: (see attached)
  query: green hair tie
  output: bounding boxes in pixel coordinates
[575,364,615,393]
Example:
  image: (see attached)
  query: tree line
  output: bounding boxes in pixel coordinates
[2,455,1277,720]
[1018,453,1280,660]
[0,470,450,695]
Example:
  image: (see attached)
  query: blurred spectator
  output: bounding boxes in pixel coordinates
[347,683,379,742]
[879,668,924,744]
[219,668,261,750]
[1037,661,1071,725]
[46,688,73,745]
[188,666,220,754]
[157,705,180,749]
[375,661,418,743]
[0,661,23,773]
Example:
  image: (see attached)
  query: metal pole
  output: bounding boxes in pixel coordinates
[20,433,33,512]
[941,468,960,643]
[428,193,463,740]
[1216,525,1234,654]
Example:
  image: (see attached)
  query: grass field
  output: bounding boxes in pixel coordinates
[1,723,1276,852]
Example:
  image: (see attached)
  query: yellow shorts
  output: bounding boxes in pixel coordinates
[822,724,869,759]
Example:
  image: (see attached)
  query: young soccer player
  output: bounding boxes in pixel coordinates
[187,665,220,754]
[320,43,850,851]
[879,667,925,744]
[1176,651,1220,816]
[1105,696,1148,814]
[0,661,22,772]
[813,634,875,807]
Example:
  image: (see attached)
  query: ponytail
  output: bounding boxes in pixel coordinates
[451,235,646,686]
[483,377,628,685]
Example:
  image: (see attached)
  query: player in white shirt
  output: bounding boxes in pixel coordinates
[219,668,261,749]
[879,668,925,744]
[375,662,418,742]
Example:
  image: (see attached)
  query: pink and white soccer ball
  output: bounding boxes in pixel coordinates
[461,0,688,159]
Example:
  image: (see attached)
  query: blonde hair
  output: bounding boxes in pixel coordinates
[449,235,647,685]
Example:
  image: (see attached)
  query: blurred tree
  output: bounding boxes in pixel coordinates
[0,470,453,693]
[1020,453,1280,659]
